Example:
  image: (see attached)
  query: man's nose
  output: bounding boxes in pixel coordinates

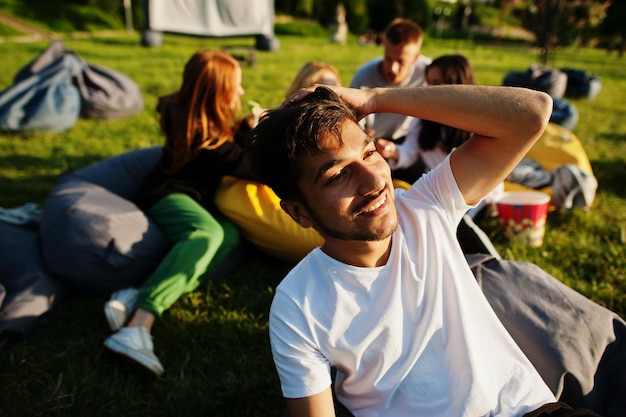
[356,163,385,196]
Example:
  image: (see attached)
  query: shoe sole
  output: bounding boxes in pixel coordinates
[104,301,126,332]
[104,338,164,378]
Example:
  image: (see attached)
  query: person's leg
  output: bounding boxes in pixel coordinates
[137,193,240,317]
[104,193,240,376]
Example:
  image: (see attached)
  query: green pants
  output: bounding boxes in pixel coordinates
[138,193,240,316]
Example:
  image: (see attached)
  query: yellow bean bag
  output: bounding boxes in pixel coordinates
[504,123,593,194]
[215,177,324,264]
[215,177,414,264]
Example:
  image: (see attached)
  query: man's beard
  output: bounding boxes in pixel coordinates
[302,197,398,242]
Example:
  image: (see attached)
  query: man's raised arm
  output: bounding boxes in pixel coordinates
[327,84,552,204]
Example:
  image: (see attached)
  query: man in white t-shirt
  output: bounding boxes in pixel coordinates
[350,18,431,141]
[246,84,600,417]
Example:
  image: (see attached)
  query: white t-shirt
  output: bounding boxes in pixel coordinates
[389,118,447,170]
[350,55,432,140]
[269,157,555,417]
[393,119,504,217]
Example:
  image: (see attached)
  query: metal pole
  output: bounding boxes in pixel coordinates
[124,0,134,34]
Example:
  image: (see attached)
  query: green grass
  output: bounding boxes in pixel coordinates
[0,21,22,36]
[0,32,625,416]
[0,0,126,33]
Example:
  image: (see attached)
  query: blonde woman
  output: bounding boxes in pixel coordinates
[285,61,341,99]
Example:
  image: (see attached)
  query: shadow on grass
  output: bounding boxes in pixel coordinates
[83,37,141,47]
[591,157,626,199]
[0,152,118,205]
[0,247,289,416]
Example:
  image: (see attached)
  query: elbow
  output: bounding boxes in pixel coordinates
[530,90,553,134]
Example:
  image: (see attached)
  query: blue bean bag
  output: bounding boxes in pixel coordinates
[550,97,578,131]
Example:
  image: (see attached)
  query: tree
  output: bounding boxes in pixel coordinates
[275,0,315,17]
[366,0,430,33]
[513,0,610,63]
[599,0,625,56]
[312,0,368,35]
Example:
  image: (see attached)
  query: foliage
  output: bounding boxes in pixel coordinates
[277,0,434,36]
[0,0,141,32]
[274,19,329,38]
[512,0,610,48]
[275,0,314,17]
[342,0,369,34]
[276,0,367,34]
[363,0,432,32]
[471,1,517,29]
[0,0,141,33]
[312,0,369,35]
[598,0,626,44]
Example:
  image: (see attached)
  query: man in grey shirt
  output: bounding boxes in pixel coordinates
[350,18,431,141]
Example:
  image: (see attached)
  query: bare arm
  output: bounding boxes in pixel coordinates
[327,84,552,204]
[285,387,336,417]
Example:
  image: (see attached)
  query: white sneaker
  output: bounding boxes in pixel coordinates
[104,287,138,331]
[104,326,164,377]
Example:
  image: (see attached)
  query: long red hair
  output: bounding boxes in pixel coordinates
[158,50,242,172]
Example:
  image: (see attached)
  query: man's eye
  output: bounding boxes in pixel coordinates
[328,171,346,184]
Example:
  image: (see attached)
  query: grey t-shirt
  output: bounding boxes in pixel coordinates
[350,54,432,140]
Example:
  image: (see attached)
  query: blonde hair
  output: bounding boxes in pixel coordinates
[285,61,341,99]
[158,50,242,172]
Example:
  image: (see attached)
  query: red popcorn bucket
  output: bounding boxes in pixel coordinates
[496,191,551,247]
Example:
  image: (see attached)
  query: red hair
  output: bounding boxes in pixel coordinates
[159,50,242,172]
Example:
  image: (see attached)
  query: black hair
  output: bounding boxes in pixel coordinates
[246,87,358,200]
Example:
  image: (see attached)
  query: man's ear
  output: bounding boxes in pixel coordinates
[280,200,314,229]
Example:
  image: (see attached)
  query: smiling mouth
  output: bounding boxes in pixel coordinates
[356,193,388,215]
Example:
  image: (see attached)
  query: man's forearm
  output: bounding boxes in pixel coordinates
[369,85,552,145]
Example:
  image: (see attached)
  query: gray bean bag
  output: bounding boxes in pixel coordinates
[39,147,170,293]
[1,146,246,345]
[0,222,67,349]
[469,254,626,417]
[38,146,247,294]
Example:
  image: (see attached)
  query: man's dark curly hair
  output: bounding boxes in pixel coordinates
[246,87,358,200]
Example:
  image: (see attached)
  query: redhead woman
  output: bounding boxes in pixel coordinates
[103,50,259,376]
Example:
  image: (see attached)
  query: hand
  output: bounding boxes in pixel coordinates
[247,100,266,127]
[375,138,398,162]
[283,85,377,121]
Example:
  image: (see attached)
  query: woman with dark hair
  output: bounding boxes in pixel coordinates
[376,54,476,183]
[377,54,504,223]
[103,50,259,377]
[415,54,474,159]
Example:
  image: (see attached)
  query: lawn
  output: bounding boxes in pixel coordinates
[0,32,625,416]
